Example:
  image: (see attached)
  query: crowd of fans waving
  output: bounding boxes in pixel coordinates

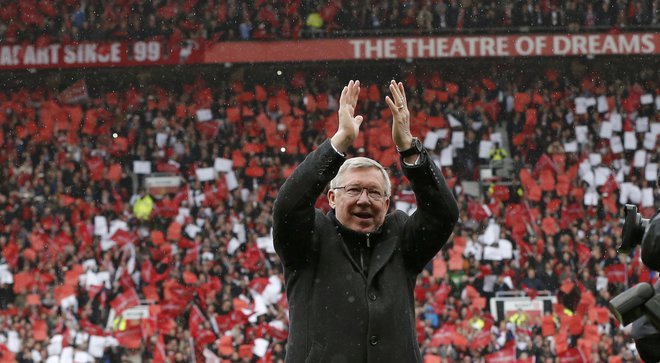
[0,60,657,363]
[1,0,659,44]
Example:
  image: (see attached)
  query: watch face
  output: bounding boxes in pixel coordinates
[400,138,423,157]
[413,138,422,152]
[408,138,422,154]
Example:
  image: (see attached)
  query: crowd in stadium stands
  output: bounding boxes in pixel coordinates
[1,0,659,44]
[0,62,657,363]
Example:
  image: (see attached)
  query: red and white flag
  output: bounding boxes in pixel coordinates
[190,304,217,345]
[152,334,167,363]
[485,346,516,363]
[58,80,89,104]
[114,324,142,349]
[110,287,140,316]
[604,263,626,284]
[558,348,586,363]
[110,229,139,247]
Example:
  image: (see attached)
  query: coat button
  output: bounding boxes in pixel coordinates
[370,335,378,346]
[368,291,377,301]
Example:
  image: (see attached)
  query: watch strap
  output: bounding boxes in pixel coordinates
[398,138,423,157]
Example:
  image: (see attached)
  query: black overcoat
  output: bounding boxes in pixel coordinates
[273,139,459,363]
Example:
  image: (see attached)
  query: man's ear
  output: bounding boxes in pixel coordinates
[327,189,336,209]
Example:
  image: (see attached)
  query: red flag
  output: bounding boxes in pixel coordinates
[604,264,626,283]
[568,315,584,336]
[58,80,89,104]
[452,333,468,351]
[152,334,167,363]
[33,320,48,341]
[167,222,182,241]
[86,156,104,181]
[469,330,492,350]
[80,319,105,336]
[195,329,216,347]
[189,304,207,339]
[110,288,140,316]
[533,154,558,177]
[115,324,142,349]
[576,291,596,317]
[542,315,556,336]
[558,348,586,363]
[555,332,568,355]
[188,305,217,349]
[239,244,263,271]
[160,299,187,318]
[429,326,455,347]
[249,277,270,294]
[2,242,19,268]
[238,344,254,359]
[119,270,135,290]
[76,222,92,249]
[266,323,289,341]
[468,200,490,222]
[491,185,510,201]
[183,247,199,264]
[111,229,139,247]
[433,284,451,302]
[0,344,15,363]
[141,259,155,284]
[505,204,526,228]
[575,243,592,266]
[517,238,533,257]
[600,175,619,196]
[560,280,576,294]
[521,285,538,301]
[169,284,195,303]
[150,231,166,246]
[12,272,33,294]
[588,307,611,324]
[485,346,516,363]
[215,309,250,332]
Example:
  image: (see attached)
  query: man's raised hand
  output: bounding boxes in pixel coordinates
[385,80,413,151]
[331,80,363,153]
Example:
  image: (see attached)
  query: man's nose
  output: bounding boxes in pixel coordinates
[356,189,371,204]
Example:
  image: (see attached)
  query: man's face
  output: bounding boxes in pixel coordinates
[328,168,390,233]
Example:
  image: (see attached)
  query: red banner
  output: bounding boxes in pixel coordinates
[558,348,586,363]
[605,263,627,284]
[205,33,659,63]
[0,40,203,70]
[485,346,516,363]
[58,80,89,104]
[0,33,656,70]
[110,288,140,316]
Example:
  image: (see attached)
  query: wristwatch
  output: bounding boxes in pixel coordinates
[397,137,424,157]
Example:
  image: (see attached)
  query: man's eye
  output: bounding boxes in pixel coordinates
[368,191,383,198]
[346,187,362,195]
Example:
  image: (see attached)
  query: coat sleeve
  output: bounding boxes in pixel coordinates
[398,151,459,274]
[273,139,345,268]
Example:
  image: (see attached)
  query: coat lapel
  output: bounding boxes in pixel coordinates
[367,237,397,285]
[335,233,368,281]
[328,210,368,280]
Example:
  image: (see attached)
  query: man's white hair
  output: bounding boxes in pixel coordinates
[329,157,391,197]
